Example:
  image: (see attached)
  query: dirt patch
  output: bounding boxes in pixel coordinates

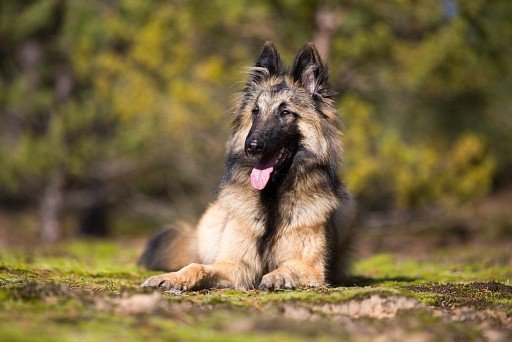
[472,281,512,295]
[279,295,421,320]
[409,281,512,297]
[95,292,169,315]
[434,306,512,326]
[5,280,73,302]
[433,307,512,342]
[408,281,512,309]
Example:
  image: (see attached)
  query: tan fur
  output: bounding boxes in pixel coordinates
[140,42,354,291]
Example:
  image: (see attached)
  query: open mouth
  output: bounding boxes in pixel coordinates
[250,148,290,190]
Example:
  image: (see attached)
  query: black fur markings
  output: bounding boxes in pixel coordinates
[251,41,285,84]
[257,185,281,270]
[255,144,297,269]
[221,151,253,184]
[271,82,288,96]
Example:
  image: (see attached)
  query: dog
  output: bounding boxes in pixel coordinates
[139,41,354,291]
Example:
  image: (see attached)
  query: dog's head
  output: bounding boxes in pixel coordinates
[229,42,340,191]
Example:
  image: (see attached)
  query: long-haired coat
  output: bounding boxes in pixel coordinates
[140,41,354,291]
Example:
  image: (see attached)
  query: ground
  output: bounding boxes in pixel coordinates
[1,197,512,341]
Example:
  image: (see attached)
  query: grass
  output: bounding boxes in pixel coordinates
[0,238,511,341]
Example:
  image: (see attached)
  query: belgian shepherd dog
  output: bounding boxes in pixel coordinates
[139,41,354,291]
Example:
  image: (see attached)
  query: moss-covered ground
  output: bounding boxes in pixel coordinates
[1,208,512,341]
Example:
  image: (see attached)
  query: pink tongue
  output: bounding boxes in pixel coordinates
[250,158,275,190]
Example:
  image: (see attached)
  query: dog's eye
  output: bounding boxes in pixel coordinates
[252,105,259,115]
[280,109,292,117]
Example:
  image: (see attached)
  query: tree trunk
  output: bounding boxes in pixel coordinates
[313,5,343,61]
[40,169,65,243]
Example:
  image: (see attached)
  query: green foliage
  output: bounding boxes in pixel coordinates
[342,94,495,208]
[0,0,511,228]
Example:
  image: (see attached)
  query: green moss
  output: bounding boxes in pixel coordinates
[1,240,511,340]
[404,281,512,312]
[355,252,512,284]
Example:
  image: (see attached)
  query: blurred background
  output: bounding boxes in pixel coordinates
[0,0,511,248]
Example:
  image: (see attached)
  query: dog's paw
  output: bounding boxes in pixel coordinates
[258,271,296,291]
[141,264,205,291]
[141,273,180,290]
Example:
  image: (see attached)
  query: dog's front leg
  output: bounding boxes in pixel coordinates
[259,224,327,291]
[142,219,263,290]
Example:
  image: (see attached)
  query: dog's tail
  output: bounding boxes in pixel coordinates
[138,225,198,271]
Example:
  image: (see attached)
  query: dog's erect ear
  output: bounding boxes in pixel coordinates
[249,41,284,83]
[291,42,328,94]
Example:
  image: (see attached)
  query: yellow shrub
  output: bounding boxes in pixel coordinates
[341,94,495,208]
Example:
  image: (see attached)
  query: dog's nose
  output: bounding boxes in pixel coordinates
[245,139,262,156]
